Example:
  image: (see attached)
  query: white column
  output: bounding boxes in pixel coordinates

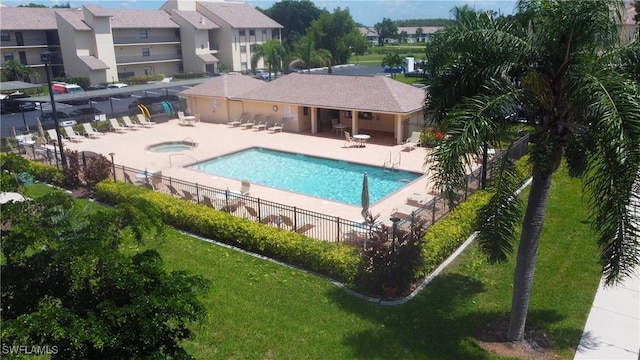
[395,114,403,145]
[311,106,317,134]
[351,110,358,134]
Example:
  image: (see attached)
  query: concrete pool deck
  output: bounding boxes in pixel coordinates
[64,120,444,225]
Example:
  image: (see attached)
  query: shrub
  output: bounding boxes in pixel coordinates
[29,162,64,186]
[173,72,208,79]
[420,127,445,147]
[83,154,112,189]
[120,74,164,85]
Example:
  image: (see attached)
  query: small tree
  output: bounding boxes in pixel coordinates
[381,53,404,79]
[0,59,37,82]
[251,39,287,80]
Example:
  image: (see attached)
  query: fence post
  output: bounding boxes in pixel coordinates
[293,207,298,229]
[257,198,261,219]
[336,217,341,242]
[195,183,200,204]
[432,198,437,225]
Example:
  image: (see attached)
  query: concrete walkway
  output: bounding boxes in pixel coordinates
[574,269,639,359]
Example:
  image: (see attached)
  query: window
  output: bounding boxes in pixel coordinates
[240,45,246,53]
[345,111,352,118]
[241,62,247,70]
[239,29,245,36]
[249,29,255,36]
[262,29,267,35]
[140,30,148,38]
[142,48,150,57]
[303,107,309,116]
[178,63,183,72]
[0,32,9,41]
[4,52,14,61]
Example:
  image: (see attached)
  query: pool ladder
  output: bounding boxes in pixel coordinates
[383,151,401,171]
[183,137,195,151]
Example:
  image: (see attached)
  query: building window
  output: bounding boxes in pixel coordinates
[178,63,183,72]
[249,44,256,52]
[142,48,150,57]
[140,30,148,38]
[1,32,9,41]
[240,45,246,53]
[303,107,309,116]
[241,62,247,70]
[249,29,255,36]
[4,52,14,61]
[239,29,245,36]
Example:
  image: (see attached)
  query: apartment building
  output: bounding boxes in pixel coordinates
[0,0,283,84]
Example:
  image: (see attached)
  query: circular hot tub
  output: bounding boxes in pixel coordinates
[146,141,197,153]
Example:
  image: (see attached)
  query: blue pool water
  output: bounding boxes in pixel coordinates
[189,148,422,205]
[148,141,195,152]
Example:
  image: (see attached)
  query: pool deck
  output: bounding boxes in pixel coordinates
[65,120,445,225]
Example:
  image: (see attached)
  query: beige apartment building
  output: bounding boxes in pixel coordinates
[0,0,283,85]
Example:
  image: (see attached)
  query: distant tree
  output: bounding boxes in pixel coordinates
[251,39,287,80]
[52,2,71,8]
[290,35,332,71]
[263,0,324,51]
[17,3,47,7]
[415,27,424,42]
[399,30,408,43]
[1,193,209,358]
[374,17,397,45]
[634,0,640,22]
[0,59,37,82]
[308,7,361,73]
[395,18,454,27]
[381,53,403,79]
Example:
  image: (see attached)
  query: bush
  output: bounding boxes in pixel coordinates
[120,74,164,85]
[95,181,361,283]
[421,127,445,147]
[172,72,208,79]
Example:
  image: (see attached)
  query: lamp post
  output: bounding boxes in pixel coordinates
[41,51,66,167]
[109,152,116,181]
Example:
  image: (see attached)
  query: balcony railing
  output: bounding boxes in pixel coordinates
[113,36,180,45]
[115,53,181,64]
[0,39,52,47]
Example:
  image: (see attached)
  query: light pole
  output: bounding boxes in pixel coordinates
[41,51,66,167]
[109,152,116,181]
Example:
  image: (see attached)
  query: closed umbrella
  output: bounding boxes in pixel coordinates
[361,172,370,220]
[36,118,45,138]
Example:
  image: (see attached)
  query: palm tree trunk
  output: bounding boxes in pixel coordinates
[507,169,553,341]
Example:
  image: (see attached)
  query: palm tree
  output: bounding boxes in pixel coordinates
[1,60,37,82]
[381,53,404,79]
[424,0,640,342]
[250,39,287,81]
[289,35,332,72]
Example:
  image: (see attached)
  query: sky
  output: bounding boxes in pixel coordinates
[2,0,518,26]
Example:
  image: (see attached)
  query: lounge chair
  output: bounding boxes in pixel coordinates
[241,115,262,129]
[406,193,434,207]
[82,123,104,138]
[165,184,180,196]
[391,203,420,219]
[109,118,128,133]
[268,122,285,133]
[63,126,84,142]
[253,121,268,131]
[227,117,242,127]
[181,190,195,202]
[244,205,276,224]
[136,114,156,127]
[122,116,142,130]
[46,129,64,144]
[344,131,356,148]
[402,131,422,151]
[240,180,250,196]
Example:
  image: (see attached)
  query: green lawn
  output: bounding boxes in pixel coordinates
[21,165,601,359]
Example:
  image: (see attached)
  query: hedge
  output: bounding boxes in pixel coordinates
[95,181,361,284]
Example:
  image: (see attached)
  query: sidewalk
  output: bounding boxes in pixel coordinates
[574,269,639,359]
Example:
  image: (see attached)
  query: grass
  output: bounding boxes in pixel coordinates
[19,165,602,359]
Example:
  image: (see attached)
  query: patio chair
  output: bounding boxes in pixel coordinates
[244,205,276,224]
[253,121,268,131]
[82,123,105,138]
[203,195,216,208]
[402,131,422,151]
[109,118,128,133]
[122,116,142,130]
[63,126,84,142]
[165,184,180,197]
[240,180,251,196]
[391,203,420,219]
[268,122,285,133]
[136,114,156,127]
[344,131,356,148]
[181,190,195,202]
[46,129,64,144]
[406,193,434,207]
[241,115,262,129]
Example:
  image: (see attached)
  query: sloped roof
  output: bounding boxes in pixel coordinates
[109,9,179,28]
[359,27,379,37]
[83,5,113,17]
[0,7,57,30]
[397,26,444,35]
[180,74,265,98]
[182,73,426,114]
[55,9,92,31]
[79,55,109,70]
[198,1,282,29]
[171,9,220,29]
[197,53,219,63]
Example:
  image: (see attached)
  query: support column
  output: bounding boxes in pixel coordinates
[351,110,359,134]
[395,114,403,145]
[311,107,317,134]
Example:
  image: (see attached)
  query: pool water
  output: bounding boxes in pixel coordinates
[147,142,195,152]
[189,148,422,205]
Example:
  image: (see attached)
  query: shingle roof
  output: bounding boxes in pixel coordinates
[171,9,220,30]
[55,9,92,31]
[197,53,219,63]
[198,1,282,29]
[78,55,109,70]
[359,27,378,36]
[398,26,444,35]
[180,74,265,98]
[0,7,57,30]
[182,73,426,114]
[83,5,113,17]
[109,9,179,28]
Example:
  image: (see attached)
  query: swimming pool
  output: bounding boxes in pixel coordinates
[188,148,422,206]
[147,141,196,152]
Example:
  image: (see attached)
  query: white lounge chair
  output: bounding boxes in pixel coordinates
[122,116,142,130]
[241,115,260,129]
[240,180,250,196]
[136,114,156,127]
[268,122,285,133]
[109,118,128,133]
[46,129,64,144]
[253,121,268,131]
[82,123,104,138]
[63,126,84,142]
[402,131,422,151]
[344,131,356,148]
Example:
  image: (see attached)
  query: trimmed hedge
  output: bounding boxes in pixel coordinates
[95,181,361,283]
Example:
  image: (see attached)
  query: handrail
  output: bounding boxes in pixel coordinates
[182,137,195,151]
[169,153,199,168]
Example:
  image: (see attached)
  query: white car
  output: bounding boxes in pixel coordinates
[107,83,128,89]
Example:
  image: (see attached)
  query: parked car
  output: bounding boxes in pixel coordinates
[107,83,131,98]
[86,84,109,101]
[0,92,37,113]
[68,107,104,122]
[254,69,270,80]
[404,70,425,78]
[39,111,71,129]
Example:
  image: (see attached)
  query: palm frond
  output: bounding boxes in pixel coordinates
[475,156,523,263]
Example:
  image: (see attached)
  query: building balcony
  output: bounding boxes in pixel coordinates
[1,39,57,47]
[115,53,182,64]
[113,36,181,45]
